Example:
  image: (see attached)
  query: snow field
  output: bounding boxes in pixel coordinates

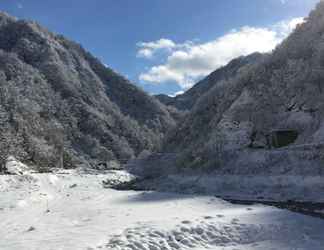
[1,171,324,250]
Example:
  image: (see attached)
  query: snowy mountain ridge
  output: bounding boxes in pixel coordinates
[158,1,324,176]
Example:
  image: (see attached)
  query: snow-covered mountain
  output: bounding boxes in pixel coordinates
[161,1,324,174]
[156,52,263,111]
[0,12,175,171]
[1,1,324,181]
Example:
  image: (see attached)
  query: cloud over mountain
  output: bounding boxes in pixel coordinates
[138,17,304,90]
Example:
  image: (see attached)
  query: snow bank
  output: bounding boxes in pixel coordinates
[128,147,324,202]
[5,156,32,175]
[137,174,324,202]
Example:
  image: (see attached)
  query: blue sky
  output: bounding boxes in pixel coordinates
[0,0,319,95]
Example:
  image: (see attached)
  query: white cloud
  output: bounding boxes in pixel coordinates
[137,39,176,58]
[138,17,304,90]
[274,17,304,37]
[136,38,194,59]
[137,48,154,59]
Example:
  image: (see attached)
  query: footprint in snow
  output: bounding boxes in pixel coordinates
[82,217,91,222]
[203,216,213,220]
[181,220,191,224]
[26,226,35,232]
[216,214,224,218]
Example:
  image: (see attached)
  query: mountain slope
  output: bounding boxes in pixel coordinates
[0,12,175,170]
[164,1,324,172]
[156,53,263,111]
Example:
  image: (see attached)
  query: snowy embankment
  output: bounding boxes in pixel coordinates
[128,149,324,203]
[1,168,324,250]
[136,174,324,203]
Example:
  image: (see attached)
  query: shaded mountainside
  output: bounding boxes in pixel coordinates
[0,12,175,170]
[162,1,324,172]
[156,53,263,111]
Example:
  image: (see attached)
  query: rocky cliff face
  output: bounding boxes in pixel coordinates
[163,1,324,173]
[0,12,175,170]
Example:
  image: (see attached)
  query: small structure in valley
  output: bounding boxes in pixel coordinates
[268,130,299,149]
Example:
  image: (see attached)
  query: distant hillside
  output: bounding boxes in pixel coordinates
[156,53,263,111]
[0,12,175,170]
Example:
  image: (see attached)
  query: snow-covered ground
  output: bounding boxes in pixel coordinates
[1,170,324,250]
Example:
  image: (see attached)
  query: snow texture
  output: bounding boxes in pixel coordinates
[1,170,324,250]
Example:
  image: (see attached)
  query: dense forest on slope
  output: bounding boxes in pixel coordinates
[0,12,175,170]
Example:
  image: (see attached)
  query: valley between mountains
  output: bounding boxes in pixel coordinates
[2,1,324,250]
